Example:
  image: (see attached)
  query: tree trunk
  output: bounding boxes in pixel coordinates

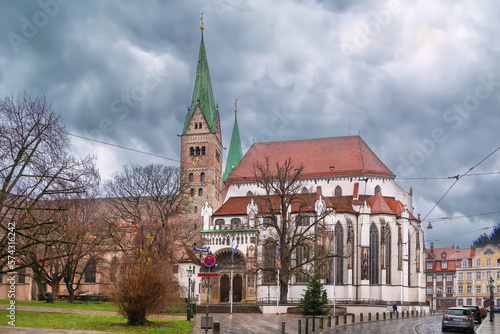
[33,270,46,301]
[280,279,288,304]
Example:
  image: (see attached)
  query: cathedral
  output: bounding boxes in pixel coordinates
[180,22,426,310]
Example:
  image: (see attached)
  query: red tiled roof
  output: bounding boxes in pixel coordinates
[225,136,395,183]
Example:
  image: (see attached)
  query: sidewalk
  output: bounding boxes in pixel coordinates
[478,317,500,333]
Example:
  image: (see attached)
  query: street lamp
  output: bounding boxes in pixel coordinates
[489,277,495,322]
[187,264,193,321]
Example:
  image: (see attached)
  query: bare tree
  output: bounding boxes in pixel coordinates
[252,157,337,303]
[0,91,99,265]
[102,163,191,256]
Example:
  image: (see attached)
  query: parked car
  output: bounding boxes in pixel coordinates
[463,305,482,324]
[486,305,500,313]
[442,307,475,333]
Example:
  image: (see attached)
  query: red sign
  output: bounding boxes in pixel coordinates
[204,255,216,267]
[198,273,220,277]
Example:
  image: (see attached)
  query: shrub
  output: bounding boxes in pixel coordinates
[300,275,329,316]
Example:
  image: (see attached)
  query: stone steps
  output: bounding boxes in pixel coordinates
[197,304,262,314]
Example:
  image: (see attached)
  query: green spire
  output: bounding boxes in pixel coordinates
[223,106,243,182]
[182,30,218,134]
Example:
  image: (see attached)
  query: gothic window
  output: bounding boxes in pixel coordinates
[110,257,118,282]
[195,147,201,156]
[246,191,253,197]
[200,172,205,182]
[335,223,344,284]
[263,217,272,228]
[189,173,194,182]
[386,226,391,284]
[85,258,97,283]
[194,206,198,214]
[301,187,308,194]
[296,246,309,283]
[335,186,342,197]
[201,146,206,155]
[263,239,276,283]
[231,218,241,229]
[18,267,26,284]
[374,185,381,194]
[297,215,309,227]
[190,188,195,197]
[369,224,379,284]
[215,219,225,227]
[198,188,203,196]
[215,150,220,162]
[190,147,194,156]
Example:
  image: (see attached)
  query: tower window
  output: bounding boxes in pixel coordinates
[198,188,203,196]
[196,147,201,156]
[194,206,198,214]
[200,172,205,182]
[375,185,381,194]
[335,186,342,197]
[194,123,198,129]
[190,188,195,197]
[190,147,194,156]
[189,173,194,182]
[201,146,206,155]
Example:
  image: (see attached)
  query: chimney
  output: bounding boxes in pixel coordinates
[316,186,322,197]
[471,245,476,253]
[353,182,359,200]
[430,242,434,255]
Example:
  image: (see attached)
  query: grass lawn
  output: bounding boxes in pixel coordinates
[0,300,187,317]
[0,299,119,312]
[0,310,193,334]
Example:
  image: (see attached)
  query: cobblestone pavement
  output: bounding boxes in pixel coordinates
[478,316,500,334]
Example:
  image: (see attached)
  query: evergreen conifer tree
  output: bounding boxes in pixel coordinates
[300,275,329,316]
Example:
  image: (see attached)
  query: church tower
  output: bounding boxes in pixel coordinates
[180,17,223,232]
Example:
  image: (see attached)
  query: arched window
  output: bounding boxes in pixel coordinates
[231,218,241,229]
[301,187,308,194]
[335,186,342,197]
[246,191,253,197]
[385,227,391,284]
[110,257,118,282]
[85,258,97,283]
[200,172,205,182]
[190,188,195,197]
[190,147,194,156]
[369,224,379,284]
[335,223,344,284]
[263,239,276,283]
[198,188,203,197]
[374,185,381,194]
[189,173,194,182]
[194,206,198,214]
[195,147,201,156]
[215,219,225,227]
[296,246,309,283]
[201,146,206,155]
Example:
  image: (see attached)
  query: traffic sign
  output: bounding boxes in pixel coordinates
[198,273,220,277]
[194,246,210,252]
[204,255,216,267]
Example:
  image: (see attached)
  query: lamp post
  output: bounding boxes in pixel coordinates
[490,277,495,322]
[187,265,193,321]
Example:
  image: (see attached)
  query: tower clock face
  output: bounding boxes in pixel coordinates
[192,156,203,166]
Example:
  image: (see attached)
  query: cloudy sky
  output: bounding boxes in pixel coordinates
[1,0,499,248]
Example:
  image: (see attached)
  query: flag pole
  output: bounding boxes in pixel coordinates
[276,267,280,314]
[230,263,233,314]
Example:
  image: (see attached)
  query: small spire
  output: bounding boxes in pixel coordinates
[200,12,204,31]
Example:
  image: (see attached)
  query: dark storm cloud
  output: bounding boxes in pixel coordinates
[1,0,499,247]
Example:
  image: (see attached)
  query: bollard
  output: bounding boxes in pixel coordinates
[305,318,309,334]
[368,313,371,321]
[360,313,364,322]
[298,320,301,334]
[396,311,399,318]
[411,310,414,317]
[390,311,393,319]
[327,315,331,327]
[335,315,339,326]
[282,321,285,334]
[351,314,354,323]
[213,321,220,334]
[402,310,405,318]
[319,317,324,329]
[376,312,379,320]
[312,317,316,332]
[383,312,386,320]
[344,314,347,324]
